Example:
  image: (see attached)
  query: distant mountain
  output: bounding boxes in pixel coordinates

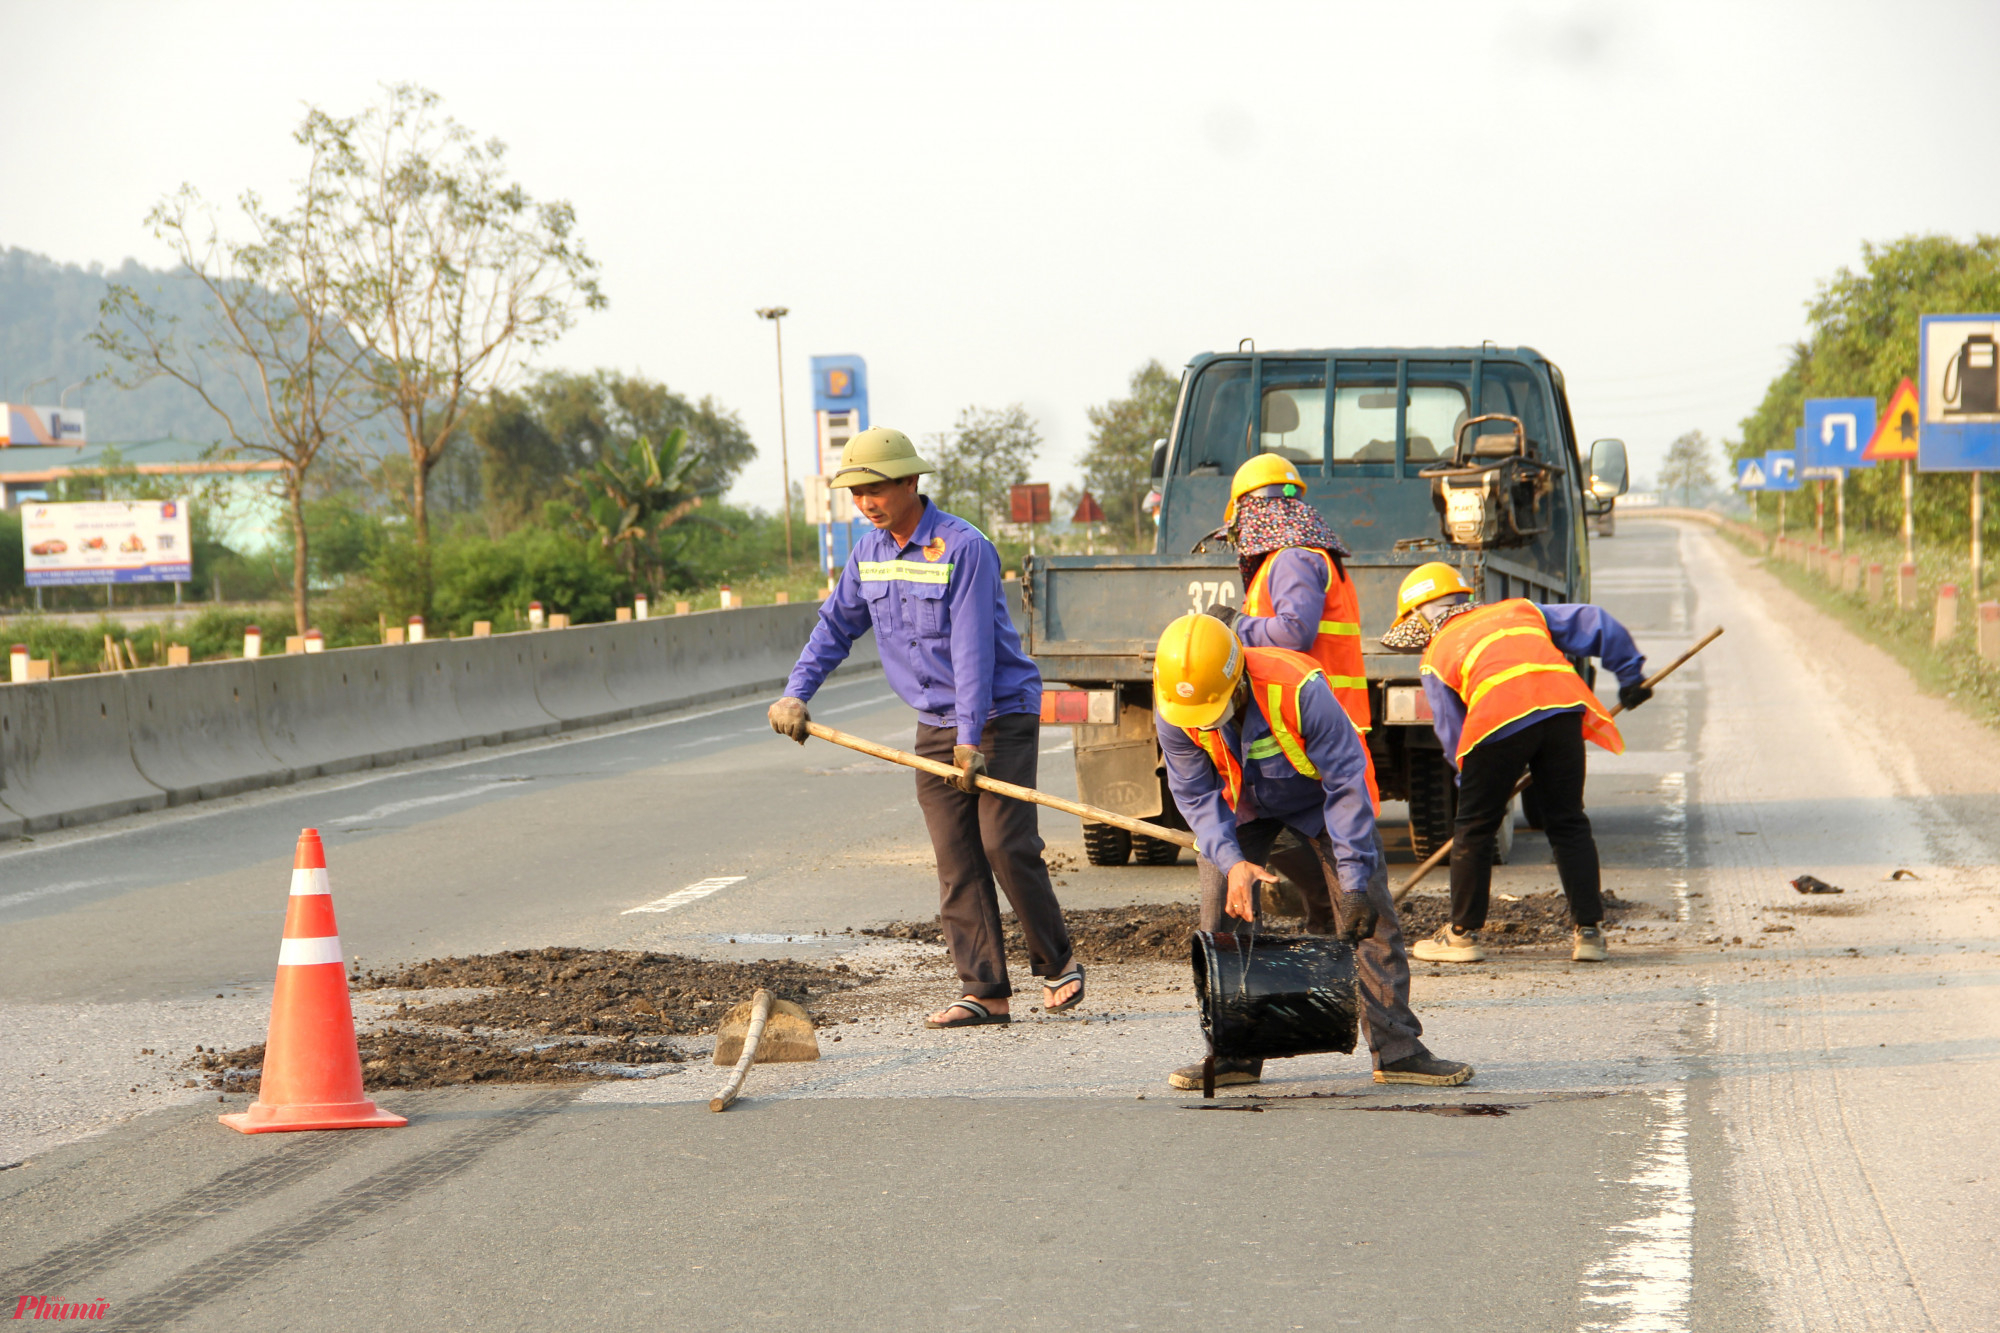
[0,246,246,445]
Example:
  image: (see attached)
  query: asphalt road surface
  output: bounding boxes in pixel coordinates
[2,519,1995,1331]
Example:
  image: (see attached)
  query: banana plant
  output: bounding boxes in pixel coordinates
[568,426,704,593]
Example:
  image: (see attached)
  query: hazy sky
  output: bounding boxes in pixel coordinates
[5,0,1996,508]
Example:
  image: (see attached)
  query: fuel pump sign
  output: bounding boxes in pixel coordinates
[811,354,872,571]
[1919,314,2000,471]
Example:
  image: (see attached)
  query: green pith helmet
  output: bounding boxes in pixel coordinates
[830,427,934,488]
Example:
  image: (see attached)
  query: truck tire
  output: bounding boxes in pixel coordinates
[1083,822,1132,866]
[1134,835,1182,866]
[1407,750,1458,863]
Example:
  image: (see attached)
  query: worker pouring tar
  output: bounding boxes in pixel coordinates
[1153,612,1474,1091]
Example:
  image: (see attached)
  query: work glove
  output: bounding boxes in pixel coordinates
[1224,860,1280,924]
[951,744,989,794]
[1205,603,1238,627]
[1617,682,1654,712]
[768,697,811,745]
[1337,891,1379,945]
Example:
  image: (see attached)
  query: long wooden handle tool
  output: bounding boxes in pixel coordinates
[709,988,774,1113]
[805,721,1198,849]
[1391,626,1724,904]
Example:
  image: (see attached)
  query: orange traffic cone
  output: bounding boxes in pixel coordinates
[221,829,406,1133]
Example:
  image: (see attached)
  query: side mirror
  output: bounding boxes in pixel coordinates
[1588,438,1629,498]
[1150,437,1169,479]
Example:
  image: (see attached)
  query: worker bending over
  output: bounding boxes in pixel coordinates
[1384,563,1649,965]
[1154,612,1472,1090]
[769,429,1081,1028]
[1205,455,1374,933]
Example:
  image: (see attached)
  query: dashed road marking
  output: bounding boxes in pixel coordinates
[622,876,746,915]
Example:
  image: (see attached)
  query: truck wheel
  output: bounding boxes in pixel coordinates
[1407,750,1458,862]
[1083,822,1132,866]
[1133,835,1181,866]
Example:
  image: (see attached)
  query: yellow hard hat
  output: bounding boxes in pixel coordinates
[1394,562,1473,623]
[1153,613,1244,729]
[830,427,935,489]
[1223,453,1308,524]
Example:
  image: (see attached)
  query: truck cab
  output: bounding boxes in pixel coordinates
[1025,345,1617,863]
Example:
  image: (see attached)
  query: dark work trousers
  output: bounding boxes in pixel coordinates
[1197,818,1427,1069]
[1450,709,1603,933]
[1268,828,1337,934]
[914,713,1074,1000]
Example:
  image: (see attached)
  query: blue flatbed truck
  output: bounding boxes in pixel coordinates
[1023,345,1628,865]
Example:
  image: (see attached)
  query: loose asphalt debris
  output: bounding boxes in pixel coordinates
[1790,874,1844,894]
[189,947,862,1093]
[858,892,1647,962]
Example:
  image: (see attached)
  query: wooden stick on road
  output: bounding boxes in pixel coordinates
[804,721,1198,850]
[1391,626,1725,905]
[709,988,774,1113]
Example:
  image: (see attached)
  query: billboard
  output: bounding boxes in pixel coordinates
[1,404,87,447]
[22,499,192,586]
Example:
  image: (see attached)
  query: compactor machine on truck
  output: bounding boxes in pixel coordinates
[1024,345,1629,864]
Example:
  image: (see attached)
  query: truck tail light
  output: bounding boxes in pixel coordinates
[1384,685,1434,725]
[1040,689,1118,725]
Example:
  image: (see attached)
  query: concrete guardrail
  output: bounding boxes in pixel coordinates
[0,602,876,837]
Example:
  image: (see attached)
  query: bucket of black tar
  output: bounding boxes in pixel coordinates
[1192,931,1359,1061]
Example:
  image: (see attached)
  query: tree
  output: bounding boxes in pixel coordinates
[1659,430,1716,508]
[1736,234,2000,542]
[927,404,1042,532]
[308,84,605,609]
[94,161,379,634]
[525,370,755,499]
[567,427,705,596]
[1082,359,1178,545]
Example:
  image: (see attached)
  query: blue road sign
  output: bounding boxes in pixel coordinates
[1918,314,2000,471]
[1736,457,1772,490]
[1763,450,1801,491]
[1803,397,1877,472]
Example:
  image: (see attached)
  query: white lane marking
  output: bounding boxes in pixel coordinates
[622,876,746,915]
[328,781,524,826]
[818,694,897,716]
[277,936,343,966]
[1577,1084,1693,1332]
[0,676,886,863]
[1040,740,1074,754]
[0,878,113,911]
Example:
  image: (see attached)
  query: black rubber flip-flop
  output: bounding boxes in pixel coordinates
[1042,966,1086,1013]
[924,998,1011,1029]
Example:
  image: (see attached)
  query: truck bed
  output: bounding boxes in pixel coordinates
[1023,550,1574,683]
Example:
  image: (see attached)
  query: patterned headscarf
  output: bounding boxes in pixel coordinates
[1379,598,1478,652]
[1231,495,1351,588]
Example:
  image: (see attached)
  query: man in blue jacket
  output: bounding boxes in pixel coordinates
[769,428,1081,1029]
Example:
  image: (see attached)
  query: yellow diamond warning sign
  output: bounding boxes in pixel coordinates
[1864,378,1920,460]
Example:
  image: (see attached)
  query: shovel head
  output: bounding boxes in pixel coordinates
[712,997,821,1065]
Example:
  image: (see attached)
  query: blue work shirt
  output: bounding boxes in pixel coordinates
[783,498,1040,746]
[1157,679,1379,894]
[1236,548,1330,654]
[1421,602,1646,766]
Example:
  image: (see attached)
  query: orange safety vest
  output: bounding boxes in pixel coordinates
[1419,599,1623,764]
[1243,547,1369,733]
[1182,646,1380,814]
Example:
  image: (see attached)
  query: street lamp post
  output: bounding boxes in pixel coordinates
[755,306,794,573]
